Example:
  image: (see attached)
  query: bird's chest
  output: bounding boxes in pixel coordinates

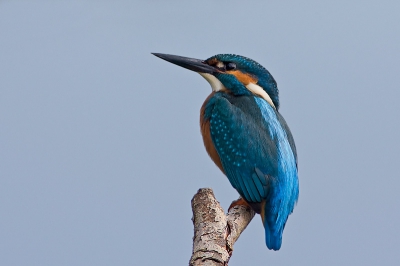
[199,93,225,173]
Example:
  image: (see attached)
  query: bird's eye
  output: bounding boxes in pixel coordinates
[226,62,236,71]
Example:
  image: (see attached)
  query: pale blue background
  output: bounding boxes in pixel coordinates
[1,1,399,265]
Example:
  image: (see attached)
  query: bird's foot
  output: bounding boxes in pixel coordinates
[228,197,251,212]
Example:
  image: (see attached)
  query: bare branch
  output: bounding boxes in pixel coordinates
[189,188,255,266]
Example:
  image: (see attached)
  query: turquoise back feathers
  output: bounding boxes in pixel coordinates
[202,91,298,250]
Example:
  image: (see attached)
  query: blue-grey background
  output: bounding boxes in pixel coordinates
[1,1,399,265]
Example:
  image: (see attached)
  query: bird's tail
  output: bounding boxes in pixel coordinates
[264,221,283,250]
[262,204,284,251]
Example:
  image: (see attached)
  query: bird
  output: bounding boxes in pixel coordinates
[152,53,299,251]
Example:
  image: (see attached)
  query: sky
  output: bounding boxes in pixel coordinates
[1,1,399,265]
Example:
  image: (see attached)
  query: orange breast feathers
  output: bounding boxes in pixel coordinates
[200,92,225,174]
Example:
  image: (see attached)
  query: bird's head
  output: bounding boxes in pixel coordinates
[152,53,279,109]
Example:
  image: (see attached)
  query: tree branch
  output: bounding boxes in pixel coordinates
[189,188,255,266]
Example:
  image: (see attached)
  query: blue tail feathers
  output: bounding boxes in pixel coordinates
[262,202,285,250]
[264,224,283,250]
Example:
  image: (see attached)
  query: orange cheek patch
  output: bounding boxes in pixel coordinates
[227,70,258,85]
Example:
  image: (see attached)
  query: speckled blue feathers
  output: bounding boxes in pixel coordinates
[202,91,298,250]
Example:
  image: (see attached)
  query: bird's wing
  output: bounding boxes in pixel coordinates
[208,94,297,205]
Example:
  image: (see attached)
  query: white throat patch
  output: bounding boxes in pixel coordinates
[246,83,276,109]
[199,73,226,92]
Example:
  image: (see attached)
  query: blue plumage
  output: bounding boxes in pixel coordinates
[254,97,298,250]
[153,52,299,250]
[204,92,298,250]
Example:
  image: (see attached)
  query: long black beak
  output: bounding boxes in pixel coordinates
[152,53,216,74]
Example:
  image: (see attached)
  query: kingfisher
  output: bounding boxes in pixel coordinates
[152,53,299,250]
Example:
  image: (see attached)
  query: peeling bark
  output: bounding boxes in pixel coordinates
[189,188,255,266]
